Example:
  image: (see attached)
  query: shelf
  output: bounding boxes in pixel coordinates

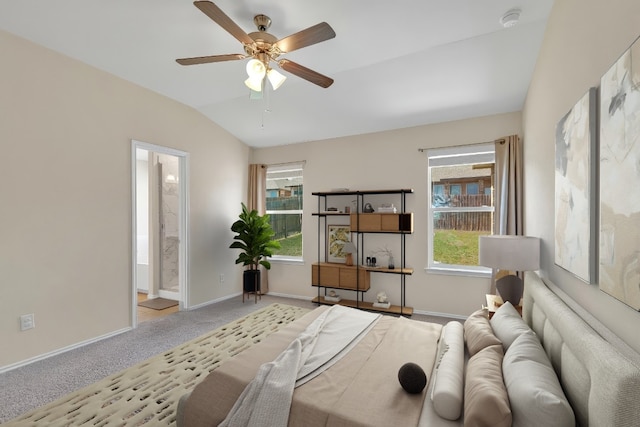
[313,296,414,316]
[312,212,351,216]
[363,266,414,275]
[313,189,413,316]
[312,262,413,275]
[312,189,414,196]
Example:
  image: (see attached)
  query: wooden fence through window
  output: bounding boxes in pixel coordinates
[432,194,492,232]
[267,196,303,240]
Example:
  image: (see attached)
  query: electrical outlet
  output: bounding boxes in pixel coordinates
[219,274,225,283]
[20,314,35,331]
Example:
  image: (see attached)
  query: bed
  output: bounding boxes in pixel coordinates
[176,272,640,426]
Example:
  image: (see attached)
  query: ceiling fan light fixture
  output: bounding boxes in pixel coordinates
[249,88,263,100]
[244,76,264,92]
[246,58,266,79]
[267,69,287,90]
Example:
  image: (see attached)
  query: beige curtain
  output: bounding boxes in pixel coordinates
[248,164,267,215]
[494,135,523,236]
[247,164,269,294]
[492,135,524,292]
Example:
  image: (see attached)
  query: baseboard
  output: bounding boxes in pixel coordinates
[0,327,132,374]
[185,292,242,311]
[266,292,314,301]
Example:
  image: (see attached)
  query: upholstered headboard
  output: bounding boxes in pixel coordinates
[523,272,640,427]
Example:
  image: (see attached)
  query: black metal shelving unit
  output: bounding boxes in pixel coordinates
[311,189,414,316]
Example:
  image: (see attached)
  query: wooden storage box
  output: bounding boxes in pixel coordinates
[312,263,370,291]
[350,213,413,233]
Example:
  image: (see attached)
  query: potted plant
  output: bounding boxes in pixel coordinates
[229,203,281,295]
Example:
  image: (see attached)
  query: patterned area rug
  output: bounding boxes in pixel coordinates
[5,303,310,426]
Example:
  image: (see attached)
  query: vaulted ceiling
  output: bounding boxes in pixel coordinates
[0,0,555,147]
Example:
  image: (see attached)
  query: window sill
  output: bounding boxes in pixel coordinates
[424,266,491,278]
[269,257,305,266]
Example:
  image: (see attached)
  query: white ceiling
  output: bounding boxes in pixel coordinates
[0,0,554,148]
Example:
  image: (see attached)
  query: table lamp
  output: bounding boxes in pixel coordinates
[479,235,540,306]
[343,241,357,266]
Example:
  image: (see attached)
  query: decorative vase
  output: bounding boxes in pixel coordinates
[388,255,395,270]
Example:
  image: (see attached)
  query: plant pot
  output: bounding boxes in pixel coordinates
[243,269,261,293]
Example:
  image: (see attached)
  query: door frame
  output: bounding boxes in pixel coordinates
[131,140,190,327]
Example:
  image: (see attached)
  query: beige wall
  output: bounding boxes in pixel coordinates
[523,0,640,353]
[0,30,249,368]
[252,112,522,317]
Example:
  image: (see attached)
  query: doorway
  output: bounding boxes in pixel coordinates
[131,140,189,326]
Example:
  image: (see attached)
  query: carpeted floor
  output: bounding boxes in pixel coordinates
[1,303,310,426]
[0,294,317,424]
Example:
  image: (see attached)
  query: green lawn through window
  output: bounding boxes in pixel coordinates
[433,229,484,266]
[273,233,302,257]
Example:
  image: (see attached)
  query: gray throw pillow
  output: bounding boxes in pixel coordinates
[490,301,531,350]
[502,331,575,427]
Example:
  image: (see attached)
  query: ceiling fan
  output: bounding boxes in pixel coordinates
[176,1,336,91]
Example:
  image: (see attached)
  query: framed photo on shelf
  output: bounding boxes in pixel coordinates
[327,224,351,263]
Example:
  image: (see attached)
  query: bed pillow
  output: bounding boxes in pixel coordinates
[464,308,502,356]
[430,321,464,420]
[464,344,511,427]
[490,301,531,350]
[502,331,575,427]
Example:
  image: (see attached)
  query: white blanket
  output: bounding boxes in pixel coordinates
[218,305,380,427]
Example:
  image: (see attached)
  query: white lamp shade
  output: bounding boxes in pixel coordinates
[479,235,540,271]
[267,68,286,90]
[342,241,357,254]
[245,76,264,92]
[246,59,266,78]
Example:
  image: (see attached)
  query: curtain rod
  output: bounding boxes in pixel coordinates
[417,138,505,152]
[252,160,307,168]
[265,160,306,167]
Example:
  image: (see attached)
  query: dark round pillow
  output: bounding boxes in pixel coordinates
[398,362,427,394]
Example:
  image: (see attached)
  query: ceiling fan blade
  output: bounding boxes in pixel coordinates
[176,54,246,66]
[275,22,336,53]
[194,1,254,46]
[278,59,334,88]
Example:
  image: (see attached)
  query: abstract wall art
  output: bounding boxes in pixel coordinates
[555,88,597,283]
[599,36,640,310]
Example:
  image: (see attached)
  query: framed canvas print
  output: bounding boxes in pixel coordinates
[327,224,351,263]
[554,88,597,283]
[599,36,640,310]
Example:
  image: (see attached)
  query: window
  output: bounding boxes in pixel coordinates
[427,143,494,273]
[266,162,304,260]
